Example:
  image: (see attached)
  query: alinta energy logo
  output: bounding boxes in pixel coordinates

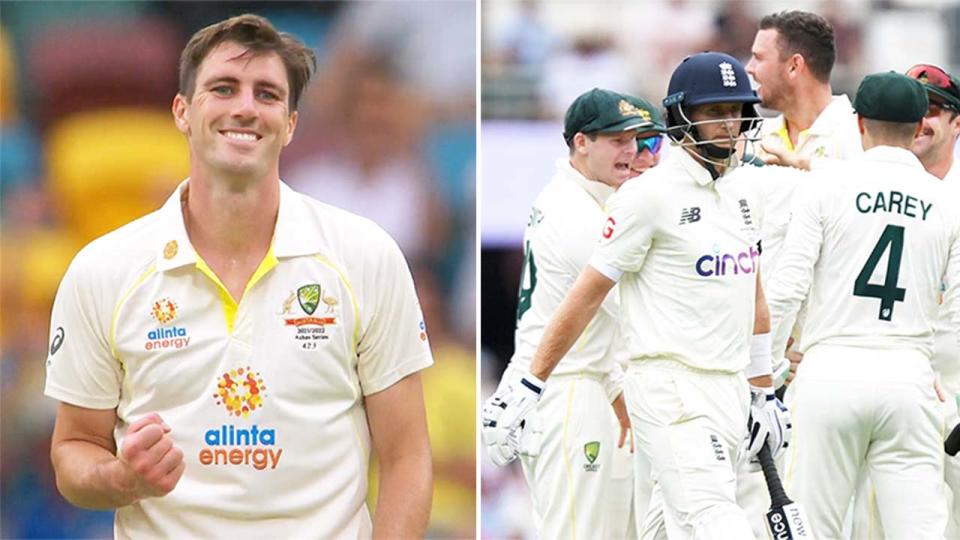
[199,367,282,471]
[144,297,191,351]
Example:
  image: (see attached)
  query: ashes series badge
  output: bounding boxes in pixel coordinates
[281,283,339,350]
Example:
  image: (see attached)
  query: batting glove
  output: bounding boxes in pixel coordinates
[743,386,791,466]
[481,371,546,467]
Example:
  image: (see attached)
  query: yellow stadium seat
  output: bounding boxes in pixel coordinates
[0,27,16,123]
[46,108,189,243]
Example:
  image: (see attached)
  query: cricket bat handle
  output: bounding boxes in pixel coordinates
[758,444,792,507]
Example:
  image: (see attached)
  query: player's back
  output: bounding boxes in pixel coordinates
[793,146,959,355]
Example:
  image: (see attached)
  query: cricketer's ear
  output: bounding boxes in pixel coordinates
[172,94,191,136]
[284,110,298,147]
[572,132,589,155]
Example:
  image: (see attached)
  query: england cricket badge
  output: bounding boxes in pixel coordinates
[281,283,339,350]
[583,441,600,472]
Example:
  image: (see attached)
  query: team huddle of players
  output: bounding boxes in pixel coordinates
[483,9,960,540]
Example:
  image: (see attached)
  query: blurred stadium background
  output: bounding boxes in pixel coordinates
[480,0,960,538]
[0,1,475,538]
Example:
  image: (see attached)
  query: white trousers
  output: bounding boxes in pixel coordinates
[608,405,638,540]
[785,345,947,540]
[625,360,754,540]
[518,371,617,540]
[849,377,959,540]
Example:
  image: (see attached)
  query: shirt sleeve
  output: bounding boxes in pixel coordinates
[356,229,434,395]
[767,177,826,358]
[44,248,123,409]
[602,361,624,403]
[591,181,659,278]
[944,201,960,353]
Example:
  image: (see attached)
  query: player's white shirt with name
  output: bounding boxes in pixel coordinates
[752,94,863,281]
[589,148,763,373]
[767,146,960,357]
[44,181,433,539]
[510,158,622,387]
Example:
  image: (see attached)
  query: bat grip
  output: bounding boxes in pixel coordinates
[946,422,960,456]
[758,444,793,507]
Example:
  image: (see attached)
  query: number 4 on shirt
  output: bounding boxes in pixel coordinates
[853,224,906,321]
[516,241,537,323]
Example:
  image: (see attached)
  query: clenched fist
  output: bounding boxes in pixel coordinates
[119,413,185,500]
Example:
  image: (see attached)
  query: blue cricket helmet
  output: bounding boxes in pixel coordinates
[663,51,760,140]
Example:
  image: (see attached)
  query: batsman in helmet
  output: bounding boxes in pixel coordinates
[662,51,763,176]
[488,51,790,539]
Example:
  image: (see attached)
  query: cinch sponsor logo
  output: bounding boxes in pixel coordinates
[695,245,759,277]
[144,326,191,350]
[199,367,283,471]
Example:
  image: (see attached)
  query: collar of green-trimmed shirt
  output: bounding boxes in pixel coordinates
[805,94,854,136]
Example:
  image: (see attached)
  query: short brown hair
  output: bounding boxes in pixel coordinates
[179,14,316,111]
[759,10,835,84]
[863,118,919,147]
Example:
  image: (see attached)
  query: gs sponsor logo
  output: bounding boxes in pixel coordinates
[602,217,616,239]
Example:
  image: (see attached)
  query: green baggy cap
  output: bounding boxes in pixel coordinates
[564,88,664,143]
[853,72,928,123]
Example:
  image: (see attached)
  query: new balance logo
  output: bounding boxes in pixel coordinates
[679,207,701,225]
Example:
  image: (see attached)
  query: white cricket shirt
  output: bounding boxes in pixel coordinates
[767,146,960,358]
[934,163,960,382]
[511,159,621,385]
[44,181,433,539]
[752,95,863,281]
[589,148,763,373]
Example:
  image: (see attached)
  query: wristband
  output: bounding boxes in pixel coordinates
[746,332,773,378]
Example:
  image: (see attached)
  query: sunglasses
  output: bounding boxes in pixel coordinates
[637,134,663,155]
[926,100,958,117]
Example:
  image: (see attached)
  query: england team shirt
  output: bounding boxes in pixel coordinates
[752,95,863,282]
[511,159,621,384]
[44,181,433,539]
[767,147,960,358]
[589,148,763,373]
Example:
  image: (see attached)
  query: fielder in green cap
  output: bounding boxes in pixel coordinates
[854,71,928,123]
[764,67,960,539]
[906,63,960,181]
[481,87,665,540]
[901,62,960,540]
